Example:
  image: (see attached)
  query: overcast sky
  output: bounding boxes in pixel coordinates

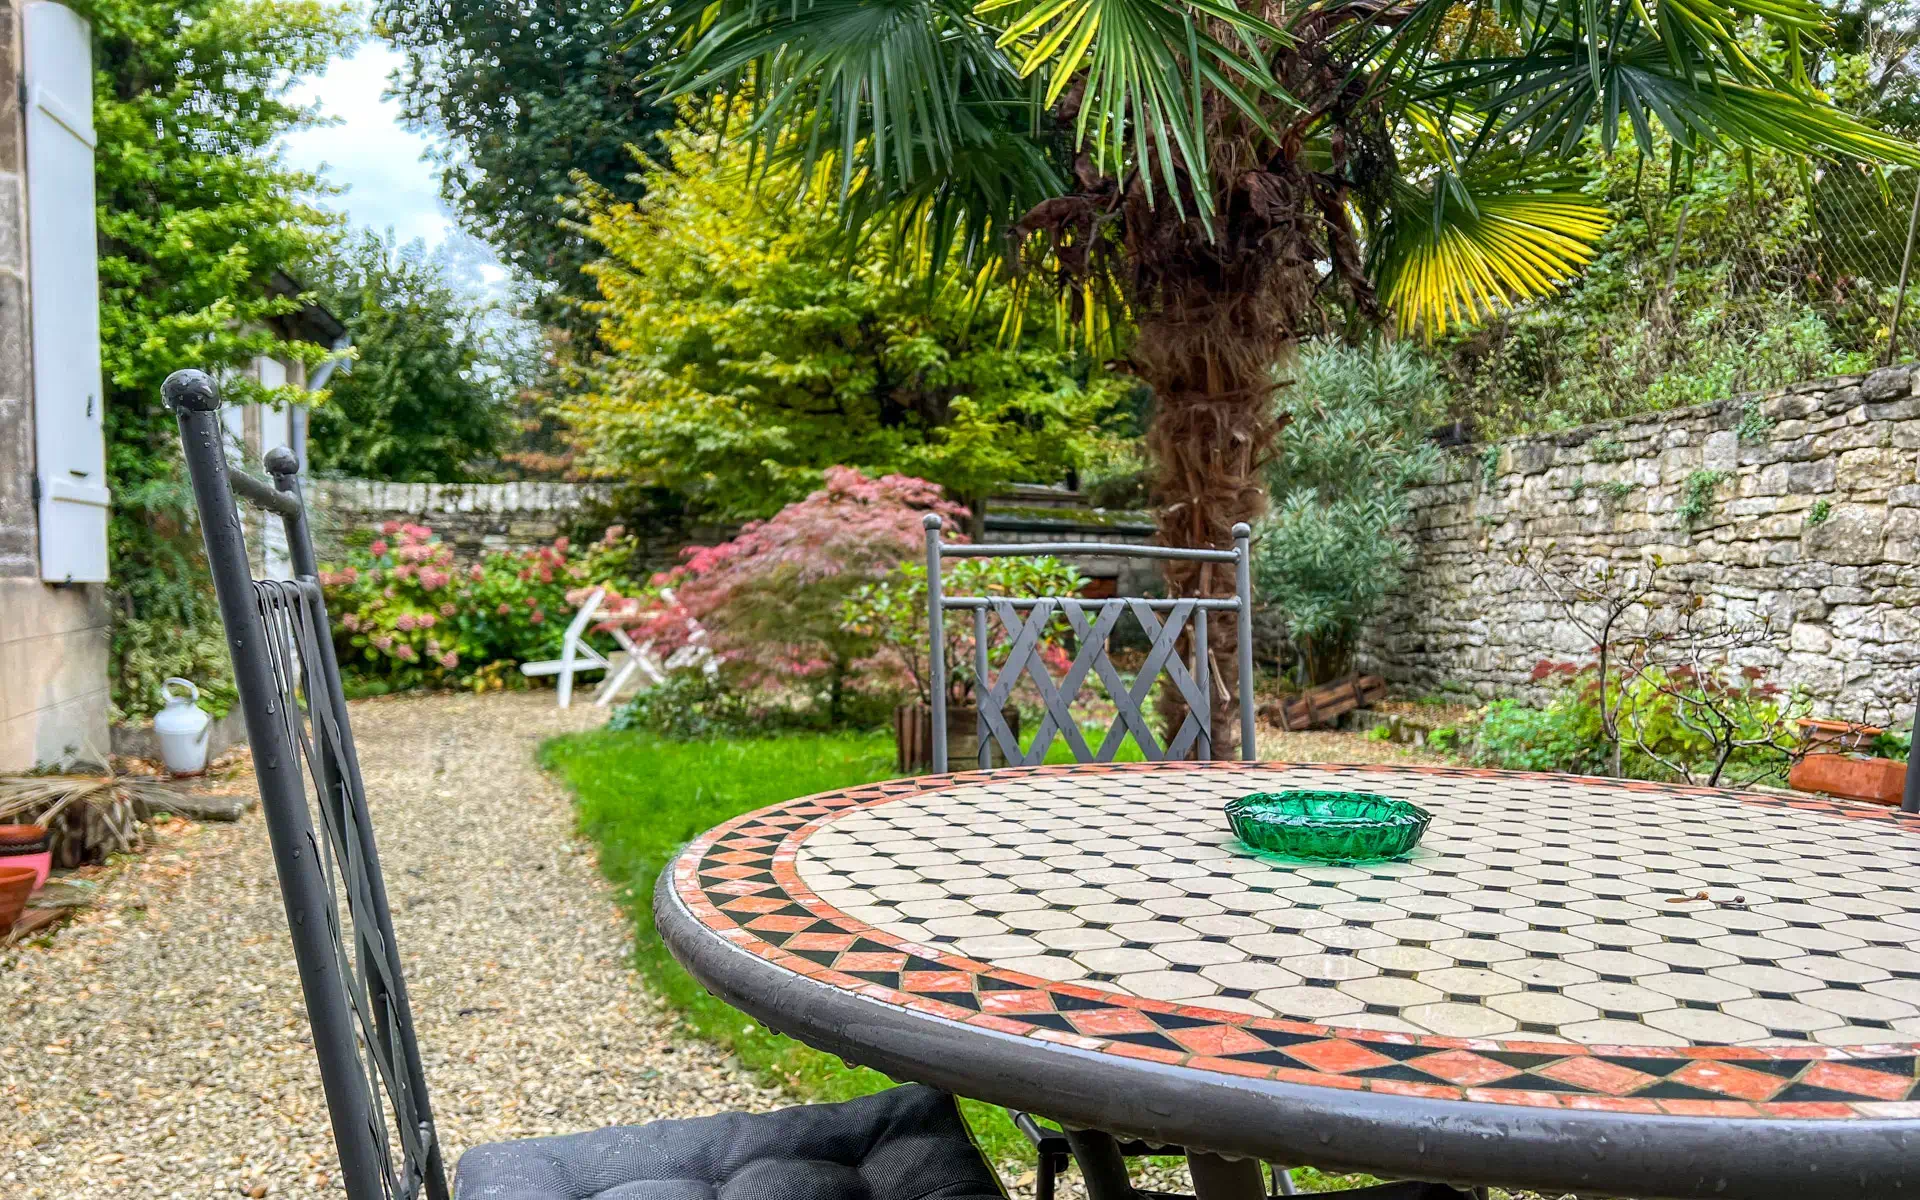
[281,40,507,291]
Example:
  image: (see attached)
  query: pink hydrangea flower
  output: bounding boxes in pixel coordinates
[369,539,389,556]
[396,644,418,661]
[439,651,459,669]
[530,610,545,624]
[440,603,456,617]
[417,613,436,629]
[469,565,484,581]
[371,634,393,651]
[496,602,511,616]
[395,614,416,631]
[382,521,402,536]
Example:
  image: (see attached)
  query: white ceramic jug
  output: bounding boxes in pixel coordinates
[153,677,212,776]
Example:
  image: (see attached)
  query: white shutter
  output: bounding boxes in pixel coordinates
[24,2,108,583]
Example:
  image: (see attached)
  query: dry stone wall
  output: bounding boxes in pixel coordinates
[305,478,612,562]
[1359,366,1920,723]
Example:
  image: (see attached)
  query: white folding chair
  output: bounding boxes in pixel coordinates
[587,588,721,706]
[520,587,611,708]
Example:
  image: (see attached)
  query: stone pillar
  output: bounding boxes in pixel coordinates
[0,1,111,769]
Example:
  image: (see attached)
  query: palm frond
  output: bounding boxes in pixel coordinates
[979,0,1292,217]
[1372,167,1610,335]
[641,0,1061,272]
[1459,38,1920,166]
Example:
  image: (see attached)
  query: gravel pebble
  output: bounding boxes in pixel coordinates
[2,691,783,1198]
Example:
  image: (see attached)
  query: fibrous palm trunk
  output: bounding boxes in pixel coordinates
[1139,315,1285,758]
[1019,35,1387,756]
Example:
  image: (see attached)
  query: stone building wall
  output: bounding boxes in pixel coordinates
[0,1,110,769]
[1359,366,1920,724]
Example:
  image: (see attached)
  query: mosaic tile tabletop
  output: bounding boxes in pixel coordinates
[670,762,1920,1118]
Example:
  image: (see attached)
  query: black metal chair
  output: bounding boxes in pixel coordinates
[167,369,1005,1200]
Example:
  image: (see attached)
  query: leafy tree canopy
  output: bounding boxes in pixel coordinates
[1434,29,1920,435]
[307,229,510,481]
[81,0,358,716]
[561,123,1134,520]
[373,0,671,327]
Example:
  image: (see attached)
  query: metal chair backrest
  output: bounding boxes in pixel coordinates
[166,370,449,1200]
[924,515,1256,768]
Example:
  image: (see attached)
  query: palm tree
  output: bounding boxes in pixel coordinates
[643,0,1914,749]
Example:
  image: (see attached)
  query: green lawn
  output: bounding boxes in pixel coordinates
[542,726,1369,1190]
[543,728,1037,1164]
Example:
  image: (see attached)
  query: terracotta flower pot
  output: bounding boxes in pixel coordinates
[0,824,51,892]
[1797,717,1884,751]
[0,865,37,935]
[1788,753,1907,806]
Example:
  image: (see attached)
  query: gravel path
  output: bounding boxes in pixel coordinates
[1,692,781,1198]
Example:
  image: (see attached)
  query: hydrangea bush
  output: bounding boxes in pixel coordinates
[321,521,641,692]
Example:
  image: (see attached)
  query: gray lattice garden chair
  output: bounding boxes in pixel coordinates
[923,513,1257,771]
[167,369,1005,1200]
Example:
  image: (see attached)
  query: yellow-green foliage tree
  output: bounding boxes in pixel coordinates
[563,126,1133,520]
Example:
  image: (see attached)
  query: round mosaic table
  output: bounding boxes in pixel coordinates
[654,761,1920,1199]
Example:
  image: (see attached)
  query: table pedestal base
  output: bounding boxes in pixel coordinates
[1186,1152,1265,1200]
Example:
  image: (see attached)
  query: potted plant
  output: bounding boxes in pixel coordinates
[842,556,1083,771]
[1788,722,1910,806]
[0,865,35,936]
[0,824,51,892]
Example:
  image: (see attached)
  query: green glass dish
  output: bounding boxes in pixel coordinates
[1225,790,1432,863]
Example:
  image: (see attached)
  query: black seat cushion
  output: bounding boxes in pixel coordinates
[454,1084,1005,1200]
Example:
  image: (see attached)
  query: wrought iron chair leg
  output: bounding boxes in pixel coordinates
[1035,1150,1057,1200]
[1266,1164,1296,1196]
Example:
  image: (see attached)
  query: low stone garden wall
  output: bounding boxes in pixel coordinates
[305,479,612,562]
[1359,366,1920,723]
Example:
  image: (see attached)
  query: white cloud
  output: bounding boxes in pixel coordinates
[281,42,459,252]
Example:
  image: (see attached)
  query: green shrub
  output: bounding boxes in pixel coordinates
[840,556,1082,705]
[1482,658,1807,785]
[607,671,757,739]
[1806,499,1832,527]
[1594,480,1640,508]
[1257,342,1444,683]
[1474,697,1610,774]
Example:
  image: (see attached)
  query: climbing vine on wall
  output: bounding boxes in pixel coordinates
[79,0,356,717]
